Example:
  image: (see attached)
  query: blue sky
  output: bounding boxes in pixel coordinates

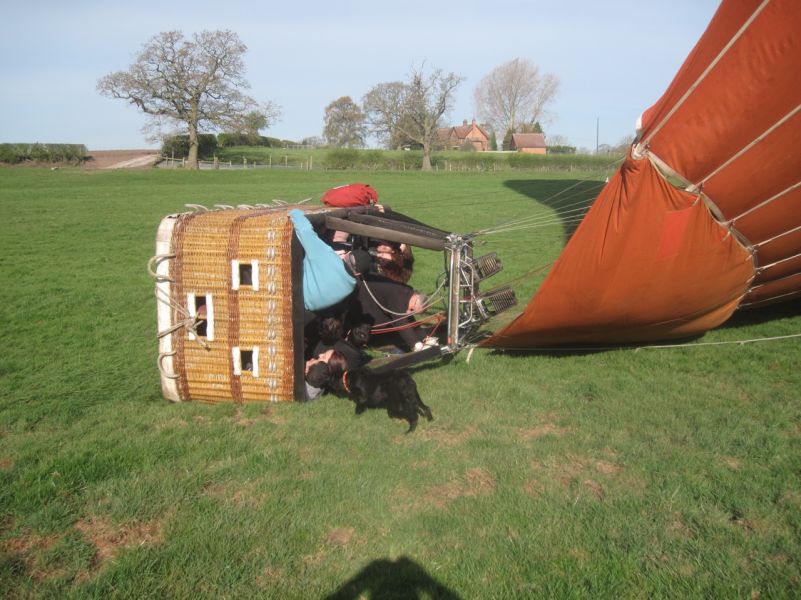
[0,0,720,150]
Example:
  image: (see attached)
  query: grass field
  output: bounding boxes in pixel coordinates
[1,166,800,598]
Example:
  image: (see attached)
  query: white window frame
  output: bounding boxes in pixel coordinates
[187,293,214,341]
[231,259,260,291]
[232,346,260,377]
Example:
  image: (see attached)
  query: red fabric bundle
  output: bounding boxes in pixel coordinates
[321,183,378,207]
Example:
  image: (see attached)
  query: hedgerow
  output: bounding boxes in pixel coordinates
[0,143,87,164]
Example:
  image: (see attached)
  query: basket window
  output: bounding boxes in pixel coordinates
[233,346,260,377]
[188,293,214,341]
[241,350,254,371]
[232,259,260,291]
[240,263,253,286]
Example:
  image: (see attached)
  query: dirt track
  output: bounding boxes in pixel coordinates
[84,149,161,170]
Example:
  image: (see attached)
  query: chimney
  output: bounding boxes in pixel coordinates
[463,119,468,126]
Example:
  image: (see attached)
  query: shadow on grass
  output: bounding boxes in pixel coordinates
[502,179,604,241]
[722,299,801,329]
[485,300,801,359]
[323,556,462,600]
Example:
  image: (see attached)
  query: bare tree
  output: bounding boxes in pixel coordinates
[323,96,366,148]
[363,65,463,170]
[473,58,559,138]
[362,81,408,150]
[98,30,278,169]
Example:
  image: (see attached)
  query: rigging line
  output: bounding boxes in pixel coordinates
[486,261,554,290]
[466,181,606,225]
[470,194,598,236]
[728,177,801,225]
[375,175,610,236]
[757,250,801,273]
[639,0,771,148]
[476,205,591,233]
[388,178,608,215]
[154,288,209,350]
[536,166,615,203]
[485,331,801,353]
[371,312,445,333]
[474,212,587,238]
[480,215,587,234]
[360,273,447,318]
[369,304,444,330]
[634,332,801,349]
[696,103,801,194]
[473,185,598,234]
[398,166,615,228]
[478,220,586,239]
[739,289,801,308]
[155,286,190,319]
[478,216,587,237]
[475,189,601,229]
[748,269,801,291]
[753,223,801,249]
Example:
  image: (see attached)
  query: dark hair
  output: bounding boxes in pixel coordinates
[327,350,348,377]
[306,362,330,388]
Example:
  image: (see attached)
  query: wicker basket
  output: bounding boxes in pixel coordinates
[153,206,308,403]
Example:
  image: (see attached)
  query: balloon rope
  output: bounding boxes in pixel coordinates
[638,0,771,148]
[482,331,801,353]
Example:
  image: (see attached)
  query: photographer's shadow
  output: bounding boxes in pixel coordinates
[323,556,462,600]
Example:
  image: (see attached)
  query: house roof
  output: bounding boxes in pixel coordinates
[512,133,546,148]
[437,119,490,143]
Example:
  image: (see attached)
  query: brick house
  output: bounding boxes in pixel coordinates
[437,119,491,151]
[510,133,547,154]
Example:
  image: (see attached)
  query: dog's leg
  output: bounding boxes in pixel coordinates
[402,399,419,434]
[415,393,434,422]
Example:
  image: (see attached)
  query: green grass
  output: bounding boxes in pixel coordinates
[1,166,800,598]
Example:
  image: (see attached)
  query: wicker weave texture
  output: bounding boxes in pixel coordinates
[169,208,295,402]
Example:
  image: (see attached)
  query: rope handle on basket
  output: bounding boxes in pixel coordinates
[158,351,180,379]
[147,254,176,282]
[158,318,209,350]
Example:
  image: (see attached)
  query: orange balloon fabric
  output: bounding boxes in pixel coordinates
[484,157,754,348]
[484,0,801,348]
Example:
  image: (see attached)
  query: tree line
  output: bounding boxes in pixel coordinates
[98,30,561,170]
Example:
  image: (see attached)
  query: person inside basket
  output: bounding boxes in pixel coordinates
[304,348,347,400]
[290,209,356,312]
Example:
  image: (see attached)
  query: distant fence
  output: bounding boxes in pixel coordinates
[158,155,314,170]
[156,151,624,172]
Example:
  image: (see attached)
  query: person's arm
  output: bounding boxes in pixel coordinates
[290,210,356,311]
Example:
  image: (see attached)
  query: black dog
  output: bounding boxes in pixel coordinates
[340,368,433,433]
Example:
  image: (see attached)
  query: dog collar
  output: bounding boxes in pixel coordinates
[341,370,351,394]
